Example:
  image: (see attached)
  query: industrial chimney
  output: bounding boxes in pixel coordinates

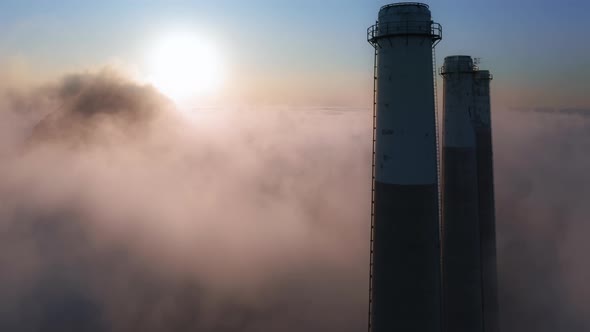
[473,68,499,332]
[367,3,442,332]
[440,55,484,332]
[441,55,498,332]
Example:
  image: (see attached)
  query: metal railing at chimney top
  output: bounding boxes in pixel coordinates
[367,21,442,47]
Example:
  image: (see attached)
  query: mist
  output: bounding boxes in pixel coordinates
[494,108,590,331]
[0,68,371,331]
[0,68,588,331]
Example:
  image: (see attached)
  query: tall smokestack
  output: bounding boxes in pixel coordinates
[367,3,442,331]
[441,55,484,332]
[441,56,499,332]
[473,69,499,332]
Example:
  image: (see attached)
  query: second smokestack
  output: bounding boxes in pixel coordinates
[441,55,484,332]
[441,55,499,332]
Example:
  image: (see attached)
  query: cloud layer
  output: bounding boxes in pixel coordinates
[0,68,588,331]
[0,69,370,331]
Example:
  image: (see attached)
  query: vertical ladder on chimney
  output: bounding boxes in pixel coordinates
[368,45,378,332]
[432,44,445,329]
[432,47,441,229]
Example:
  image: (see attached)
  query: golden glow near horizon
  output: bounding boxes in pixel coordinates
[146,31,225,103]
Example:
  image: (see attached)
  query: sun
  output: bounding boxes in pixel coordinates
[146,31,225,103]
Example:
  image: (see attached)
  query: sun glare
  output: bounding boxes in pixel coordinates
[147,32,224,103]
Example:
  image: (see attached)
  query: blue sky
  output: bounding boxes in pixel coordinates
[1,0,588,108]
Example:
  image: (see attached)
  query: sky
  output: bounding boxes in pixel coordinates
[1,0,588,108]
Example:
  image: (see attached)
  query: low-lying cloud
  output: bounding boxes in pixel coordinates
[0,69,370,331]
[0,68,588,331]
[494,108,590,331]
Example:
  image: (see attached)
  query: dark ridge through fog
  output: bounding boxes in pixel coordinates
[0,68,588,331]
